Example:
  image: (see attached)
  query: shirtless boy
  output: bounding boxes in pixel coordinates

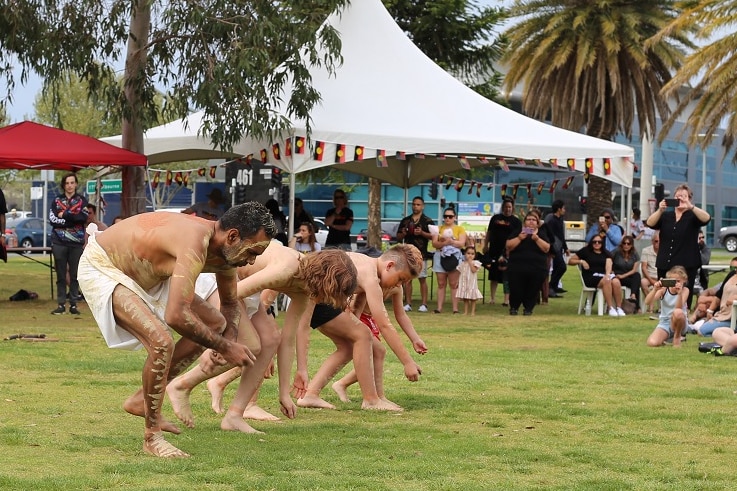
[297,244,424,411]
[166,242,358,433]
[77,202,276,458]
[331,283,428,407]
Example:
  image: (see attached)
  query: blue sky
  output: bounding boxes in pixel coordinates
[1,0,506,123]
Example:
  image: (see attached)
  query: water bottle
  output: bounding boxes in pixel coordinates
[584,298,592,316]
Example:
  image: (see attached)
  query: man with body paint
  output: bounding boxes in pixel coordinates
[166,241,359,433]
[78,201,276,458]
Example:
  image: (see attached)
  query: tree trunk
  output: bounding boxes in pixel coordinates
[120,1,150,218]
[367,178,382,249]
[586,175,613,228]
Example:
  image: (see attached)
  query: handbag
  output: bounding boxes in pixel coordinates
[440,254,459,271]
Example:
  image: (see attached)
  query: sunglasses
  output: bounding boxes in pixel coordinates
[444,215,455,219]
[622,242,633,245]
[334,195,346,199]
[592,241,603,245]
[603,216,612,219]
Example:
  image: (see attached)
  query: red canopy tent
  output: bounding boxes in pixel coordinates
[0,121,147,170]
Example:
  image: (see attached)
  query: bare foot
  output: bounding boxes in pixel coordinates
[331,381,351,403]
[206,378,226,414]
[296,395,336,409]
[166,381,195,428]
[242,404,280,421]
[143,431,189,458]
[361,398,403,411]
[221,410,265,434]
[380,397,403,411]
[123,391,181,434]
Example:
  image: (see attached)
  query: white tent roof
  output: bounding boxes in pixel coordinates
[102,0,635,188]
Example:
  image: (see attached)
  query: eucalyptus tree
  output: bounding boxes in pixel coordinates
[502,0,695,223]
[1,0,347,216]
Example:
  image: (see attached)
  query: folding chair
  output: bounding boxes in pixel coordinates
[577,266,605,316]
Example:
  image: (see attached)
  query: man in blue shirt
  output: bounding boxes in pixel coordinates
[585,208,623,252]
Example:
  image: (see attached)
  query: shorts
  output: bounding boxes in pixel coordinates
[360,313,381,340]
[698,318,732,337]
[310,303,344,329]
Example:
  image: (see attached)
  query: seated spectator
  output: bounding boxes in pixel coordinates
[568,235,626,317]
[613,235,641,311]
[693,258,737,337]
[640,231,659,313]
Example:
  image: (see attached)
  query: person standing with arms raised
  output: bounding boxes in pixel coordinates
[396,196,435,312]
[324,189,354,250]
[645,183,710,309]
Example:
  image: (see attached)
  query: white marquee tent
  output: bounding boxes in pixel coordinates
[103,0,635,220]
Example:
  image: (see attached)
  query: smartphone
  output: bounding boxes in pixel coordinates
[598,216,605,223]
[522,227,534,235]
[664,198,680,207]
[661,278,677,287]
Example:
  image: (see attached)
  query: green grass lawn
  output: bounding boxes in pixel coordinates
[1,255,736,490]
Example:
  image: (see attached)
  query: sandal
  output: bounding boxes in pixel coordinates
[433,309,442,314]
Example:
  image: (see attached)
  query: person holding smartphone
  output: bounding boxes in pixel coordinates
[505,211,550,316]
[645,183,710,309]
[645,266,690,347]
[585,208,623,252]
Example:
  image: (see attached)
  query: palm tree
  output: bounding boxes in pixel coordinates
[652,1,737,157]
[502,0,695,223]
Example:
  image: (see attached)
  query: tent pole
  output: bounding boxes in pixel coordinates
[145,165,156,211]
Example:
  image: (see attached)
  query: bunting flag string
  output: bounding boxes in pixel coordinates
[376,149,387,168]
[260,148,268,164]
[285,138,293,157]
[433,173,579,198]
[354,146,364,161]
[335,144,347,164]
[272,143,281,161]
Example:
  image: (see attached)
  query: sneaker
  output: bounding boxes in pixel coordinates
[649,314,659,321]
[523,310,533,316]
[418,304,428,313]
[509,308,518,315]
[51,305,65,315]
[608,307,619,317]
[616,307,626,316]
[699,342,721,353]
[69,305,80,315]
[403,304,412,312]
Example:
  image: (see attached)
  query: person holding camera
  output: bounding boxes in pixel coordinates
[585,208,623,252]
[645,183,710,309]
[505,211,550,316]
[645,266,690,347]
[430,208,466,314]
[396,196,435,312]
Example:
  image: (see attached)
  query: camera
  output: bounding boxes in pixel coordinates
[660,278,677,287]
[664,198,680,207]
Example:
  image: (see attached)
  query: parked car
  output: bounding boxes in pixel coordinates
[5,210,34,229]
[313,218,328,247]
[719,225,737,252]
[355,228,397,249]
[8,217,52,251]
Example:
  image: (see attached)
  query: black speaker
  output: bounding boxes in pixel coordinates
[654,183,665,204]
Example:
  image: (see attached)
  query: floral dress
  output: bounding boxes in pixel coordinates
[457,260,483,300]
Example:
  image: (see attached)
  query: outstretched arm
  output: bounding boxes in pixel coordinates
[364,280,421,381]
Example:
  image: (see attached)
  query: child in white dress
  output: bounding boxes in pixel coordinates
[457,246,483,315]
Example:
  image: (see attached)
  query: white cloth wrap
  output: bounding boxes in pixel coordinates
[194,273,261,319]
[78,232,171,351]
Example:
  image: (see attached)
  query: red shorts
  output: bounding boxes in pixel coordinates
[360,313,381,340]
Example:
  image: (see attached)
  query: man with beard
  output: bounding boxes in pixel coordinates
[78,201,276,458]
